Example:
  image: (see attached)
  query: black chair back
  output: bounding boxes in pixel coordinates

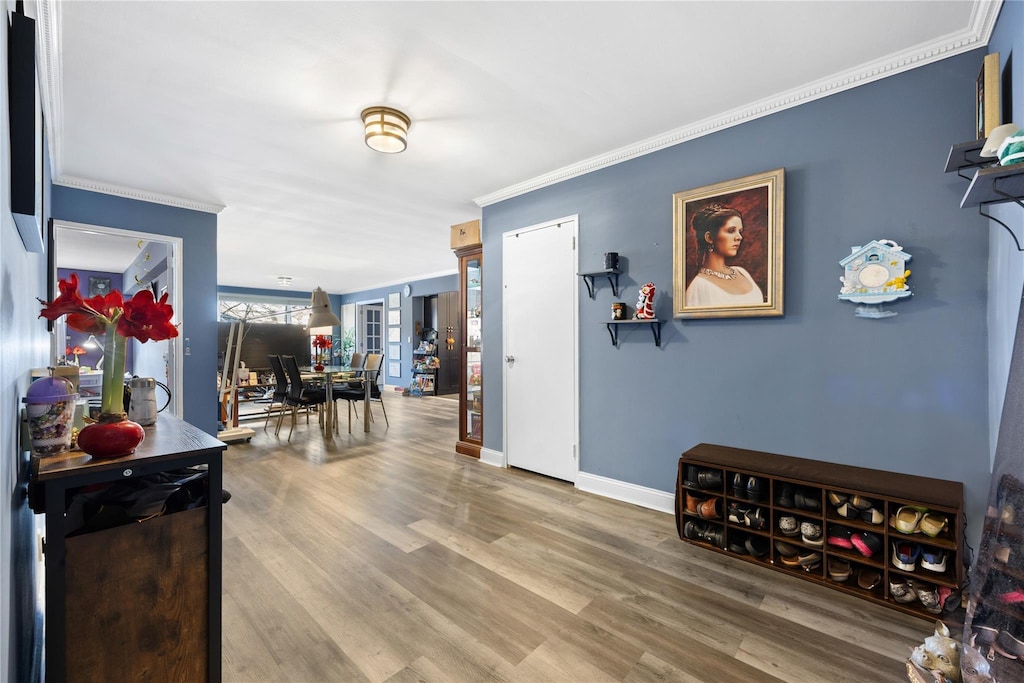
[280,355,307,402]
[267,355,288,398]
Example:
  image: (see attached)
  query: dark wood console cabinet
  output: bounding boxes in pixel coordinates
[33,414,226,682]
[676,443,964,622]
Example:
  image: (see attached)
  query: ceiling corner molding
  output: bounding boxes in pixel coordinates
[474,0,1002,208]
[36,0,64,179]
[54,175,227,214]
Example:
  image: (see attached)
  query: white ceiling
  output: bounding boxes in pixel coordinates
[37,1,995,294]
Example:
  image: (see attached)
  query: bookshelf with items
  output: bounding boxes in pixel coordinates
[411,336,439,396]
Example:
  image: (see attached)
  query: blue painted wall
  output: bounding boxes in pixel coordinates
[483,50,994,544]
[338,274,458,382]
[51,187,219,434]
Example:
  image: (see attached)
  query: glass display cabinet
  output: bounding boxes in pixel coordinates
[456,245,482,458]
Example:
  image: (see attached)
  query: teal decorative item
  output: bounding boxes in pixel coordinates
[998,127,1024,166]
[838,239,912,319]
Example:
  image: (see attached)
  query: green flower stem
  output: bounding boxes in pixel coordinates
[101,321,126,416]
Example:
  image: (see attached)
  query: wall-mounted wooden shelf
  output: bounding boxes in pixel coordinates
[605,319,662,347]
[944,139,987,176]
[579,268,621,298]
[960,164,1024,208]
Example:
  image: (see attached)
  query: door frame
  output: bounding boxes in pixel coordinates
[52,220,185,418]
[501,215,580,478]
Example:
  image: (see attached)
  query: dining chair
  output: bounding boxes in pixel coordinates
[280,354,327,441]
[332,353,388,431]
[265,355,289,433]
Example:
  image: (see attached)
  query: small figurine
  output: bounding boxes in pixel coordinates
[635,282,656,319]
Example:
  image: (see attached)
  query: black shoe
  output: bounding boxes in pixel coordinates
[732,472,746,498]
[794,488,821,511]
[684,465,700,488]
[745,535,769,557]
[746,476,767,502]
[728,536,748,554]
[776,482,795,508]
[683,520,706,540]
[696,469,722,490]
[702,525,725,548]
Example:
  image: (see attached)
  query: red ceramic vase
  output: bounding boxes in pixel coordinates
[77,413,145,460]
[314,363,325,372]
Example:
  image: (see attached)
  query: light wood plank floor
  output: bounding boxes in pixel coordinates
[222,395,929,682]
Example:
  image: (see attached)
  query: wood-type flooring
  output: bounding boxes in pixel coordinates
[222,395,930,682]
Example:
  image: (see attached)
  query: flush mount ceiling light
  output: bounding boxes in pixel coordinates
[361,106,410,154]
[277,276,293,286]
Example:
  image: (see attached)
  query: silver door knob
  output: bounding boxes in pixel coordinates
[504,355,515,366]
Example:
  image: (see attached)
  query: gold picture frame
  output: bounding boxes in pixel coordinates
[673,168,784,319]
[977,52,1000,140]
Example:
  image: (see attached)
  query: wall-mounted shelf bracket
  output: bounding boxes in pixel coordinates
[979,204,1024,252]
[579,269,621,299]
[605,319,662,347]
[944,140,988,179]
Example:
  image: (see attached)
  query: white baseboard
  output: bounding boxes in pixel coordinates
[479,447,504,468]
[575,471,674,515]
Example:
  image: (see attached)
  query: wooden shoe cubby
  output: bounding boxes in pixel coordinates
[675,443,965,622]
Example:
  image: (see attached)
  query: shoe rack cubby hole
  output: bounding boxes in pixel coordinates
[676,443,965,623]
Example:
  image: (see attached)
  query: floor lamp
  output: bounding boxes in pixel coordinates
[218,287,340,442]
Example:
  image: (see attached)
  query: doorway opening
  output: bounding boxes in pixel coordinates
[52,220,184,418]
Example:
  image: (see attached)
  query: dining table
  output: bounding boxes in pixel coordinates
[301,364,373,442]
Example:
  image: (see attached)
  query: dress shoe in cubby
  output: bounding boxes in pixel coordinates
[746,476,767,502]
[775,482,795,508]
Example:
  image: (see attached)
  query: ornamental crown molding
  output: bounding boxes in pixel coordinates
[55,175,226,214]
[474,0,1002,207]
[36,0,224,215]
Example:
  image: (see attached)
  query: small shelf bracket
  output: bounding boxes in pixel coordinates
[979,181,1024,252]
[580,270,621,299]
[605,319,662,347]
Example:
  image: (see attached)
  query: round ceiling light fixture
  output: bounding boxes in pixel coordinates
[361,106,410,154]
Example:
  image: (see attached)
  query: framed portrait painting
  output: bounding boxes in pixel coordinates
[672,168,784,319]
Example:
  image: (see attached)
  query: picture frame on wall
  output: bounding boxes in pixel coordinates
[387,309,400,326]
[388,292,400,308]
[977,52,1001,140]
[388,343,401,360]
[388,361,400,378]
[388,326,400,343]
[672,168,784,319]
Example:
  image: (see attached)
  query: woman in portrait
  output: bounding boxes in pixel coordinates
[684,203,765,306]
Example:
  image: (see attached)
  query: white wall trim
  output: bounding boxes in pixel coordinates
[576,472,674,515]
[53,175,226,214]
[474,4,1001,207]
[479,446,504,468]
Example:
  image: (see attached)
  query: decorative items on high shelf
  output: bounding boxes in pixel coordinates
[455,240,483,457]
[38,273,179,459]
[676,443,965,623]
[837,239,912,319]
[946,124,1024,251]
[579,251,622,299]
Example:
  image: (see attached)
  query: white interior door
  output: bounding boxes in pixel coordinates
[503,216,578,482]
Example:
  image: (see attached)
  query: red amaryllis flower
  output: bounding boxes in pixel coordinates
[38,273,93,322]
[312,334,332,349]
[118,289,179,342]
